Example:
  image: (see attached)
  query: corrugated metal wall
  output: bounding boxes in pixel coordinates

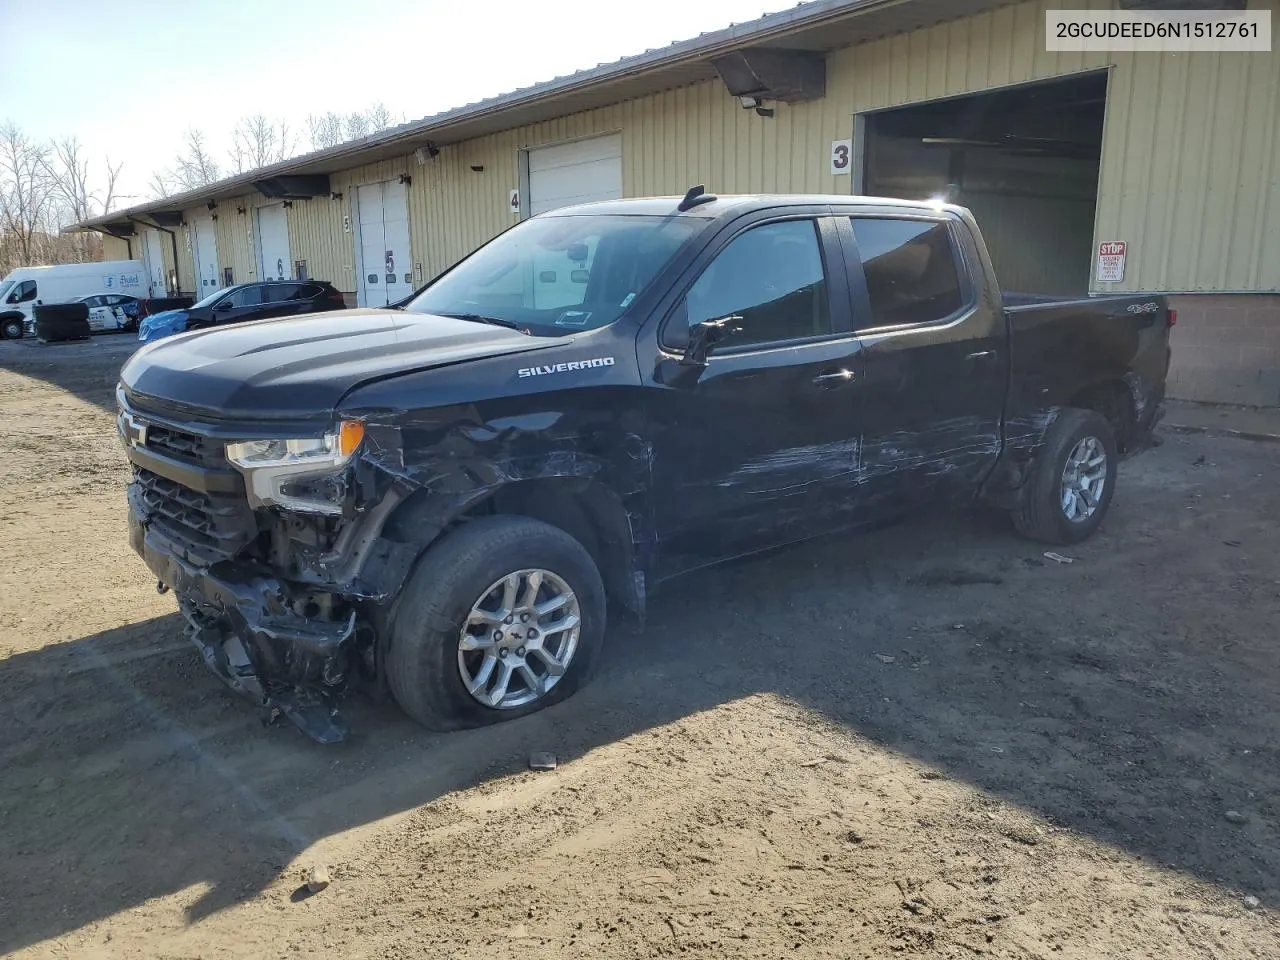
[153,0,1278,300]
[101,236,131,260]
[829,0,1280,293]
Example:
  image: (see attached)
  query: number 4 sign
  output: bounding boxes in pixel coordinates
[830,139,853,176]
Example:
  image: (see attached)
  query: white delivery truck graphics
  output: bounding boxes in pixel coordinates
[0,261,145,338]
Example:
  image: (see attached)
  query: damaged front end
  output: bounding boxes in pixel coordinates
[120,401,391,742]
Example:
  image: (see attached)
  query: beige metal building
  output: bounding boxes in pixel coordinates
[83,0,1280,405]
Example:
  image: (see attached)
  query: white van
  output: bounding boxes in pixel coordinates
[0,261,146,339]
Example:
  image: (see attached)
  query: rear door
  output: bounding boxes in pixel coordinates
[837,212,1005,504]
[644,211,870,573]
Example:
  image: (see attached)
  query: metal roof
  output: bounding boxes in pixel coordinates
[74,0,1011,232]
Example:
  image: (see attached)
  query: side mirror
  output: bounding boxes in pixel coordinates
[681,315,743,367]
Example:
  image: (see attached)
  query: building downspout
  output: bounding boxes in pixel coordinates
[129,216,181,296]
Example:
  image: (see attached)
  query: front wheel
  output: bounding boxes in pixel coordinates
[386,516,607,730]
[1013,408,1118,545]
[1,317,23,340]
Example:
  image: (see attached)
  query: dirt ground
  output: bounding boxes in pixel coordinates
[0,335,1277,960]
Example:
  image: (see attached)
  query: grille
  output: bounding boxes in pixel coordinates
[134,468,257,564]
[145,424,225,468]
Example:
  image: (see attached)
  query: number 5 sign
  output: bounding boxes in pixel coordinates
[830,139,853,176]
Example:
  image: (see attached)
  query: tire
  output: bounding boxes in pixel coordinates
[1,316,23,340]
[386,516,607,731]
[1012,408,1118,545]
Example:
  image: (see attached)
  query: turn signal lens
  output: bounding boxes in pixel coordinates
[337,420,365,457]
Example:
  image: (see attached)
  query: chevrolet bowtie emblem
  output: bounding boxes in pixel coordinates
[119,411,148,449]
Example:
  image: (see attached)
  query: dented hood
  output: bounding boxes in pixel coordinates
[120,309,558,420]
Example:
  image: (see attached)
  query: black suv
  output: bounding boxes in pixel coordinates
[137,280,347,342]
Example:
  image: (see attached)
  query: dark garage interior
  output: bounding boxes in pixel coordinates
[863,71,1109,297]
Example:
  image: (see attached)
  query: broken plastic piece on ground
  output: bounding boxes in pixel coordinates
[1043,551,1075,564]
[874,654,896,664]
[529,751,558,771]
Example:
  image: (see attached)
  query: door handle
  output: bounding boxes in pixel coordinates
[812,369,856,387]
[966,350,997,361]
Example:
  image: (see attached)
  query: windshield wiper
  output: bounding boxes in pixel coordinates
[440,312,531,333]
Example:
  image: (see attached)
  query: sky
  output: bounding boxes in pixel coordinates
[0,0,784,208]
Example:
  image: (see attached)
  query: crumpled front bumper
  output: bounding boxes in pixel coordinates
[129,511,356,742]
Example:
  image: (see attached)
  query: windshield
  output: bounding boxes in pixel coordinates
[0,281,13,302]
[189,288,228,310]
[406,214,701,333]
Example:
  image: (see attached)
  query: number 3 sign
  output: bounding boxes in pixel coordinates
[830,139,853,176]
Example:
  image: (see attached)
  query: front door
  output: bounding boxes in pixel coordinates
[838,213,1005,505]
[644,214,868,575]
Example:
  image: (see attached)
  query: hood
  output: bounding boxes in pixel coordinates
[137,308,189,342]
[120,309,560,420]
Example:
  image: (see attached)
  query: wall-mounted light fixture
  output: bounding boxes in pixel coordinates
[398,173,412,185]
[282,200,293,208]
[330,191,344,201]
[236,206,246,215]
[413,142,440,165]
[206,199,217,211]
[738,94,775,118]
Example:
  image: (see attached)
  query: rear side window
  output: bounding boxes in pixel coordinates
[265,283,303,302]
[851,218,964,329]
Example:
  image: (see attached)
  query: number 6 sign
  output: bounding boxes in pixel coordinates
[830,139,853,176]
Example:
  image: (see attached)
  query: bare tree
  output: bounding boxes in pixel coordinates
[230,115,295,173]
[148,170,173,200]
[171,129,221,191]
[0,121,55,268]
[306,103,402,152]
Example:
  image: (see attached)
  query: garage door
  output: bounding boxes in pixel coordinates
[355,180,413,307]
[142,229,166,296]
[255,204,291,281]
[191,216,220,295]
[528,134,622,215]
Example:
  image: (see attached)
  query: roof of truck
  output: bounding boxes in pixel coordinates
[543,194,964,219]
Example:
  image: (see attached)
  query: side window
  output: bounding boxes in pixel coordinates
[82,295,102,308]
[683,219,830,348]
[9,280,37,304]
[851,218,964,329]
[223,285,265,309]
[265,283,302,302]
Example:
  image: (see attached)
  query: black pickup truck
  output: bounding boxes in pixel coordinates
[118,190,1171,741]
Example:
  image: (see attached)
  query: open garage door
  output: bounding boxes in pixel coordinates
[191,216,221,295]
[142,228,166,296]
[860,72,1107,297]
[254,204,290,281]
[528,134,622,215]
[355,180,413,307]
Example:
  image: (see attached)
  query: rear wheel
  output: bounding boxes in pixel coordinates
[386,516,606,730]
[1013,408,1117,545]
[1,317,23,340]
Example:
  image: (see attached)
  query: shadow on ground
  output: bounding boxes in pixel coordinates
[3,442,1277,952]
[0,335,138,414]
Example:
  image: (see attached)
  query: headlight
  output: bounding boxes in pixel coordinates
[226,421,365,514]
